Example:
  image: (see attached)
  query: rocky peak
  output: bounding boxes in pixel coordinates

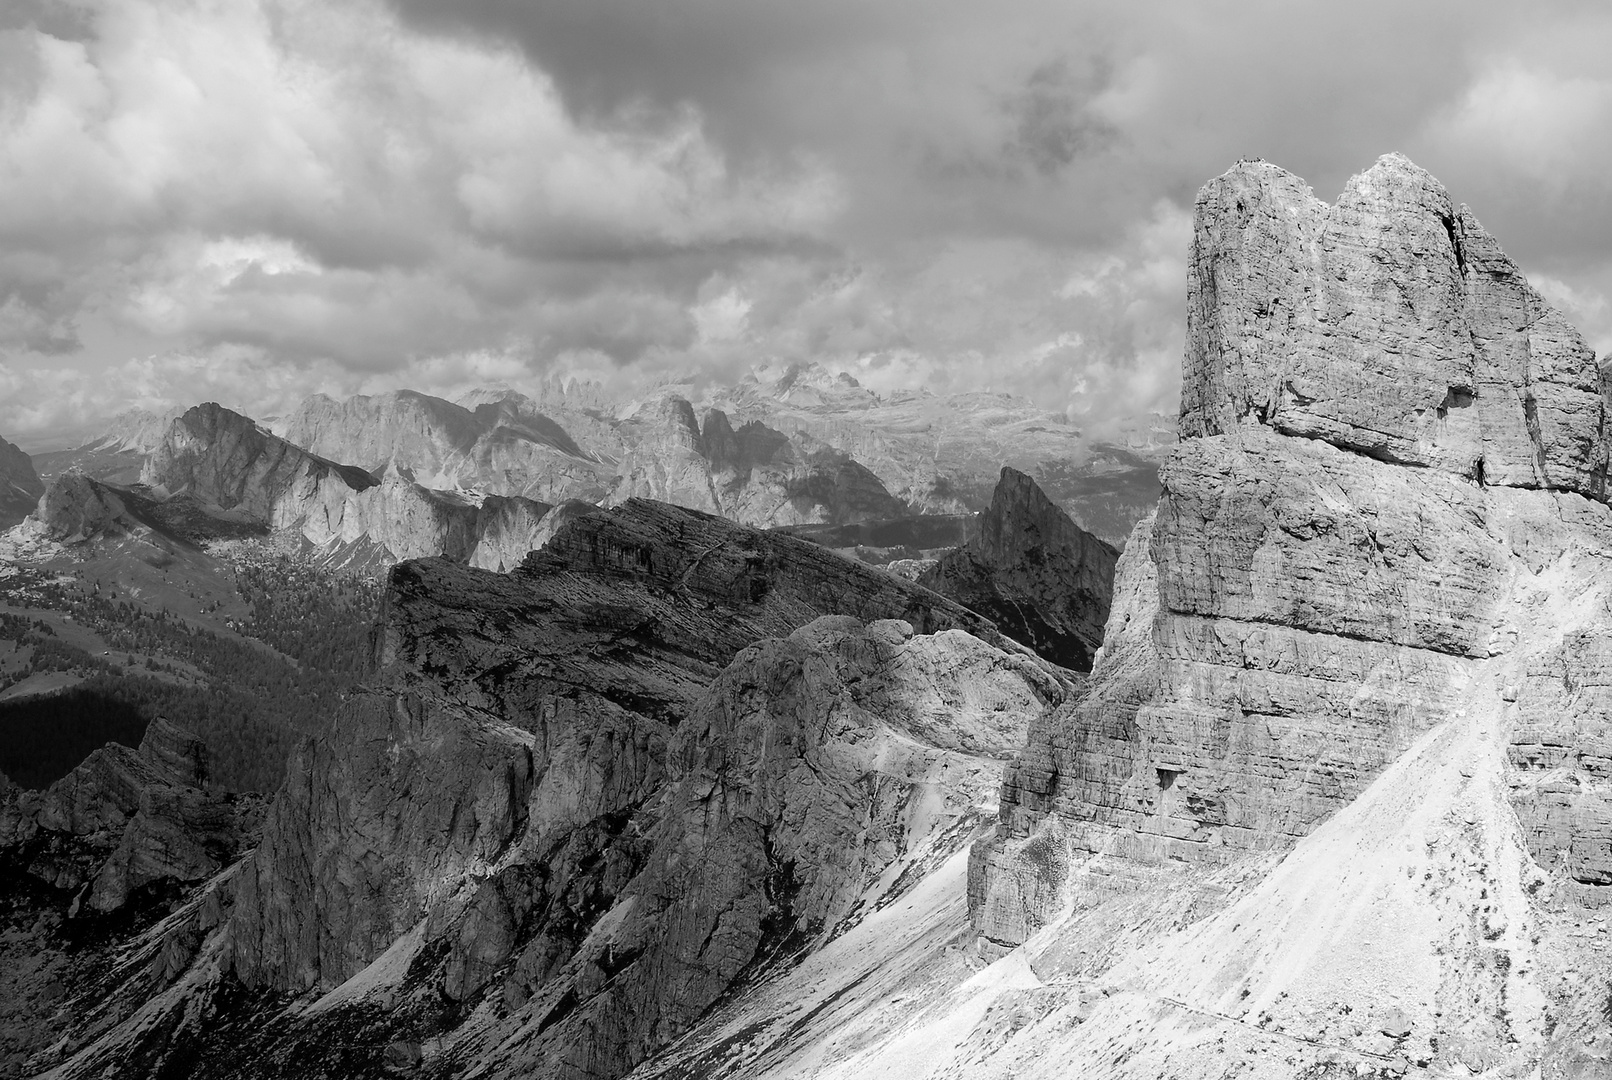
[145,402,378,517]
[699,407,739,465]
[0,433,44,529]
[1182,152,1607,496]
[919,467,1117,670]
[973,154,1612,997]
[28,472,136,542]
[137,717,211,790]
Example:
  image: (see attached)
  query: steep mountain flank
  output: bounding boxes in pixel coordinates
[448,616,1065,1079]
[0,718,257,914]
[919,468,1117,669]
[30,499,1070,1079]
[145,401,380,522]
[0,433,43,530]
[959,153,1612,1077]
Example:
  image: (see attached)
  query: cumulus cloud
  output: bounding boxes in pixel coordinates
[2,0,1611,446]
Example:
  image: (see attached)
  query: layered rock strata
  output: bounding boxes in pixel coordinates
[973,154,1612,953]
[1180,153,1608,493]
[920,467,1117,669]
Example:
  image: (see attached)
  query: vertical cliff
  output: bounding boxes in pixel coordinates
[974,150,1611,954]
[0,433,43,530]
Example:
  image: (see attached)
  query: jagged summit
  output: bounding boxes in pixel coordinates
[960,154,1611,1075]
[0,432,44,530]
[1183,152,1608,495]
[146,402,379,517]
[919,467,1117,669]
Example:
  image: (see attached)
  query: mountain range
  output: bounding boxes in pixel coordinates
[0,153,1608,1080]
[7,359,1167,562]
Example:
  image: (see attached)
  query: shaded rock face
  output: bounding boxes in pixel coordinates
[28,472,135,542]
[612,396,910,528]
[919,467,1117,670]
[145,402,379,521]
[972,154,1612,947]
[224,498,1044,999]
[0,434,43,530]
[0,719,256,914]
[463,616,1067,1080]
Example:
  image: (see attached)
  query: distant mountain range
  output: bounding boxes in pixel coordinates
[4,363,1172,557]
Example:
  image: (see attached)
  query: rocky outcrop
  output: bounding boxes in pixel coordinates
[0,718,256,913]
[611,395,910,528]
[223,498,1046,1002]
[1181,153,1608,494]
[145,402,379,521]
[0,433,42,530]
[972,154,1612,959]
[26,472,135,542]
[919,468,1117,669]
[461,615,1066,1079]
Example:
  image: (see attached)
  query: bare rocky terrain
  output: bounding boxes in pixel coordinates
[0,153,1608,1080]
[0,436,43,532]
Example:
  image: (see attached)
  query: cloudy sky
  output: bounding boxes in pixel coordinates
[2,0,1610,447]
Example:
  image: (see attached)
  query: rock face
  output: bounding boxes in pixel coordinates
[919,467,1117,669]
[1181,153,1608,493]
[0,718,256,913]
[145,401,380,521]
[0,434,42,530]
[972,154,1612,980]
[610,395,911,527]
[456,615,1065,1080]
[3,499,1057,1080]
[280,389,611,504]
[224,498,1048,998]
[26,472,134,542]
